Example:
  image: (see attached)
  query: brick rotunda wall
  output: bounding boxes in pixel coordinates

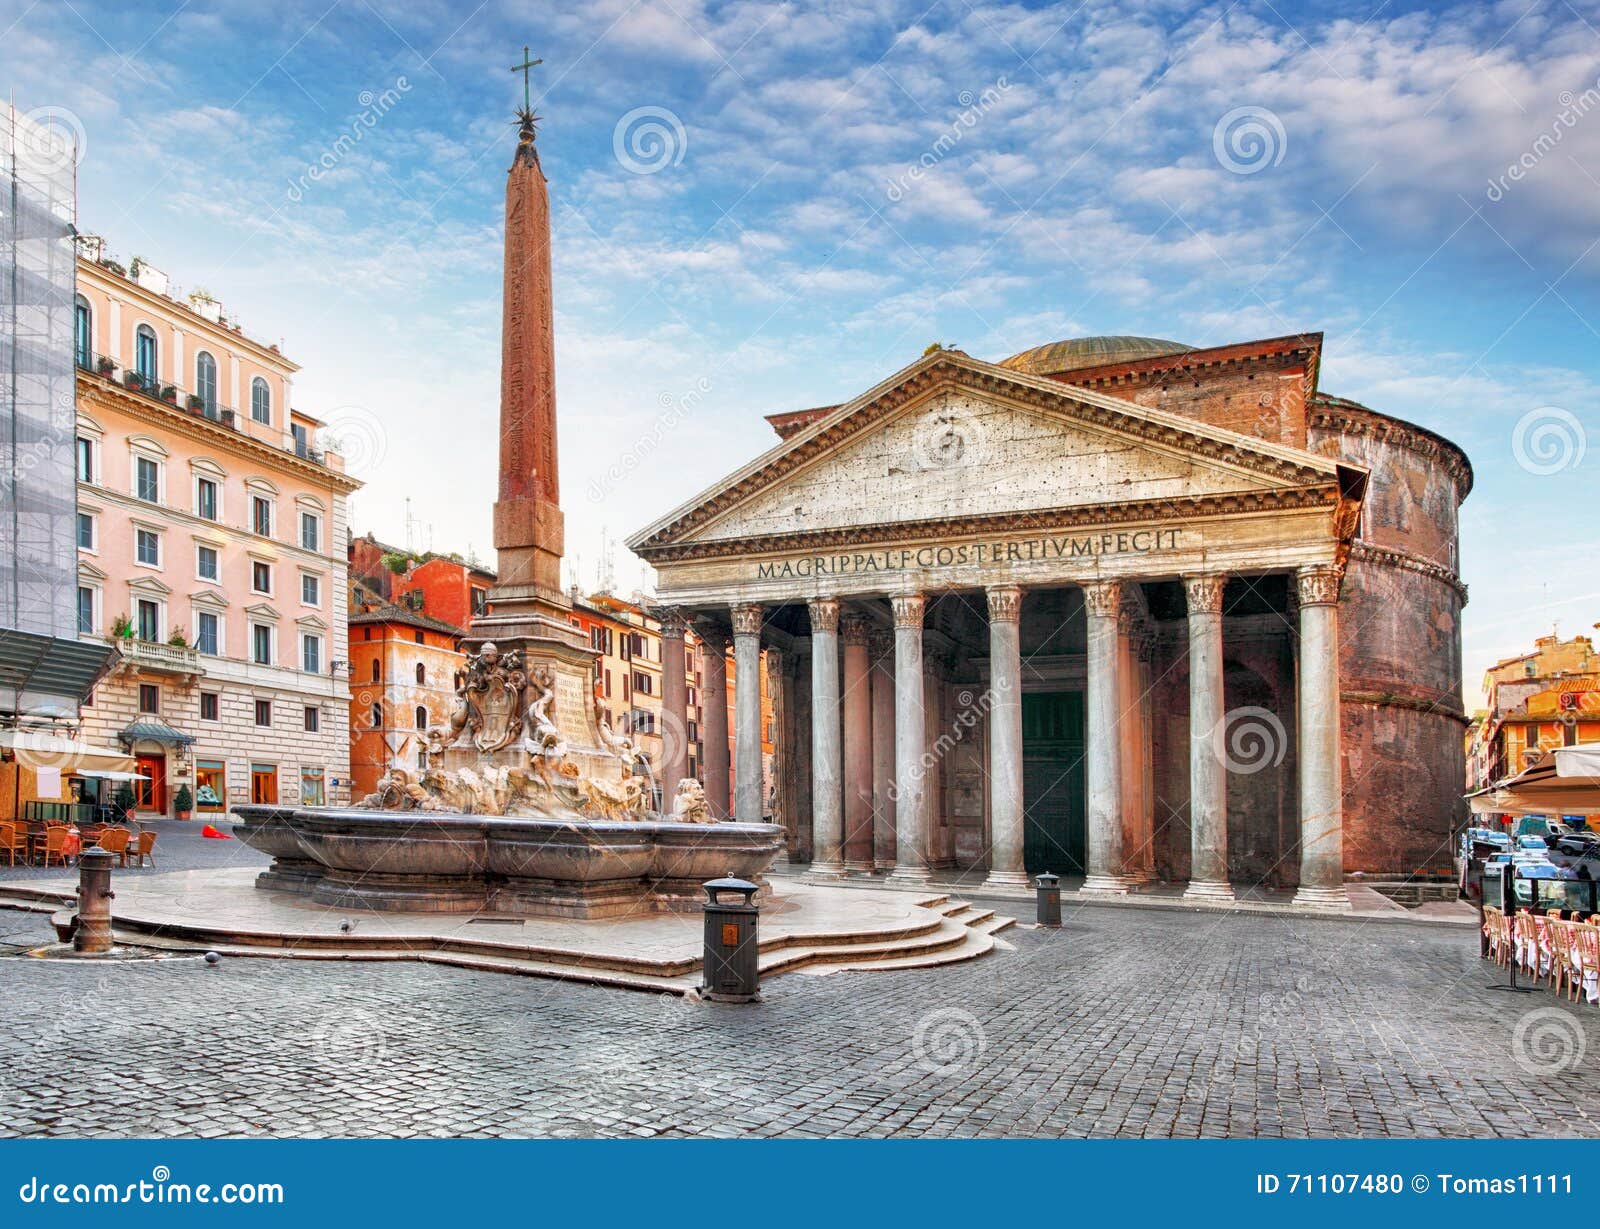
[1307,396,1472,876]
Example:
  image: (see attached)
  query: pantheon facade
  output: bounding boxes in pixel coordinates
[628,334,1471,907]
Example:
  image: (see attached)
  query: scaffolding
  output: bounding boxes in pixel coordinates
[0,102,79,643]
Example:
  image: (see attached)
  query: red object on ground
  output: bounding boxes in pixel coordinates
[200,825,232,840]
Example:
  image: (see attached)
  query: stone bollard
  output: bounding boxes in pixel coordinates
[1035,872,1062,928]
[700,876,761,1003]
[73,848,116,953]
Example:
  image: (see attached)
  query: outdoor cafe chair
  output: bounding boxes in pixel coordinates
[33,825,71,869]
[1513,910,1540,974]
[0,820,26,867]
[1575,924,1600,1005]
[129,830,157,868]
[95,826,132,867]
[1548,918,1577,999]
[1483,906,1510,967]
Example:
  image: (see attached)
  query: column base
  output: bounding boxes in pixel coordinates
[842,859,875,876]
[806,858,847,880]
[1079,873,1137,895]
[1292,884,1352,911]
[1182,879,1236,903]
[884,865,932,887]
[980,869,1033,892]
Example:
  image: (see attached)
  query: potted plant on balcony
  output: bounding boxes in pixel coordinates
[114,781,137,823]
[95,355,115,377]
[160,384,178,403]
[186,393,205,412]
[167,627,188,649]
[173,784,194,822]
[109,613,134,642]
[122,369,146,390]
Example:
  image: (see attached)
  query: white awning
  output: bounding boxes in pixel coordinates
[0,730,137,773]
[75,769,149,782]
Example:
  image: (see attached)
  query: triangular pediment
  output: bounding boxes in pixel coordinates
[630,351,1351,557]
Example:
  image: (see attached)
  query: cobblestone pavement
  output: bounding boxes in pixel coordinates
[2,882,1597,1138]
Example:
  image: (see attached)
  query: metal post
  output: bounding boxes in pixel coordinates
[73,848,116,953]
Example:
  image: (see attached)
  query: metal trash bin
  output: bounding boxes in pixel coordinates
[701,876,761,1003]
[1035,872,1061,927]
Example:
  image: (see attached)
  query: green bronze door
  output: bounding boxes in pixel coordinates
[1022,691,1086,875]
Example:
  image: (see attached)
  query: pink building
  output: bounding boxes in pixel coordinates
[72,240,362,817]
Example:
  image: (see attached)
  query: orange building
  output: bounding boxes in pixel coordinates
[346,594,464,797]
[348,534,494,634]
[1468,631,1600,788]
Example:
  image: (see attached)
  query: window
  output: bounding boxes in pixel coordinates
[251,624,273,665]
[415,663,426,684]
[414,705,428,729]
[250,763,277,804]
[199,692,220,722]
[196,544,219,581]
[76,586,94,635]
[413,631,424,645]
[196,477,218,521]
[135,456,160,503]
[254,699,272,727]
[370,702,382,729]
[252,495,272,537]
[471,587,487,616]
[301,573,320,606]
[632,671,653,696]
[300,511,320,551]
[136,598,160,641]
[138,683,160,715]
[76,437,94,483]
[195,351,217,413]
[250,376,271,425]
[301,633,322,674]
[195,610,219,656]
[195,759,225,810]
[251,561,272,594]
[135,324,158,385]
[74,295,91,367]
[303,706,319,733]
[76,512,94,551]
[371,660,380,683]
[300,768,325,807]
[290,422,309,456]
[135,528,160,567]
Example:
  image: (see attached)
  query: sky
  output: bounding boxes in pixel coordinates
[3,0,1598,706]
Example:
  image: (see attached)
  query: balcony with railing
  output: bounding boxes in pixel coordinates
[77,350,332,468]
[111,635,204,680]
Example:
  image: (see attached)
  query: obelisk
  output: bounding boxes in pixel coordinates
[462,54,603,760]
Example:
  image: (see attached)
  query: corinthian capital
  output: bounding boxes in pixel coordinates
[807,597,839,635]
[1295,565,1343,607]
[839,610,872,646]
[1183,574,1227,615]
[986,584,1022,624]
[731,602,764,636]
[657,606,689,639]
[890,592,925,629]
[1080,579,1122,619]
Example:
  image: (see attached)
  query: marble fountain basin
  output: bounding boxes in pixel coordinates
[232,804,784,919]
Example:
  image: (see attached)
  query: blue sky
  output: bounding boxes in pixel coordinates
[4,0,1598,703]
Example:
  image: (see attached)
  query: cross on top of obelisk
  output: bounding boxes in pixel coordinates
[511,45,543,123]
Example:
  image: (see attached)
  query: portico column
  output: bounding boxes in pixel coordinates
[1183,575,1234,901]
[731,603,765,824]
[841,611,875,873]
[869,631,897,871]
[1293,565,1350,910]
[886,592,930,884]
[1118,599,1155,884]
[699,625,731,818]
[1081,580,1132,894]
[807,597,845,876]
[658,608,689,810]
[983,585,1029,890]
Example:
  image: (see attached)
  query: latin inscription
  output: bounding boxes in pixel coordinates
[754,528,1183,580]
